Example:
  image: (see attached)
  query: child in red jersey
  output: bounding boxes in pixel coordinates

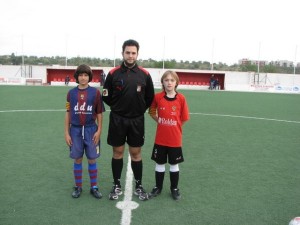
[64,64,105,199]
[148,70,190,200]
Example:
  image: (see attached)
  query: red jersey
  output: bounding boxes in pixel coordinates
[149,91,189,147]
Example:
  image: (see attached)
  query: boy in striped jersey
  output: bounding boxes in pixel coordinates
[64,64,105,199]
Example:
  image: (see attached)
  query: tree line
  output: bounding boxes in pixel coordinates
[0,53,299,74]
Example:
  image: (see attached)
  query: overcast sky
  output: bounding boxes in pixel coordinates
[0,0,299,65]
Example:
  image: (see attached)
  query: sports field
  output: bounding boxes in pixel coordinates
[0,85,299,225]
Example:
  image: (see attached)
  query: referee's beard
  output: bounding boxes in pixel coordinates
[124,60,136,68]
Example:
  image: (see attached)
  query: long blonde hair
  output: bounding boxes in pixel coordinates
[161,70,179,90]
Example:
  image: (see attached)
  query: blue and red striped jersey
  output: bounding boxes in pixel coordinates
[66,86,105,126]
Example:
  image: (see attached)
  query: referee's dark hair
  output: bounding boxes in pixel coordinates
[122,39,139,53]
[74,64,93,83]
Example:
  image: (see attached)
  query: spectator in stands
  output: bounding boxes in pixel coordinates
[214,78,220,90]
[100,71,106,86]
[65,75,70,86]
[209,74,215,90]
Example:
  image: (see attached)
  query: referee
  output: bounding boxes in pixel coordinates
[102,39,155,201]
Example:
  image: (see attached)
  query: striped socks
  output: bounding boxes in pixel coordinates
[88,163,98,188]
[73,163,82,187]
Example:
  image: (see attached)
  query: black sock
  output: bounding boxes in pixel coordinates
[131,160,143,188]
[155,171,165,190]
[112,158,123,186]
[170,171,179,190]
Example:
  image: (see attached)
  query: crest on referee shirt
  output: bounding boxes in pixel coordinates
[102,89,108,96]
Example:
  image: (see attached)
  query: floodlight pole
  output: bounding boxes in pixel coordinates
[113,35,116,67]
[211,38,214,71]
[257,42,261,75]
[65,35,68,66]
[294,45,297,75]
[162,36,165,72]
[21,35,25,77]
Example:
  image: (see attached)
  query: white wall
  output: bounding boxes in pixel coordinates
[1,65,299,93]
[0,65,47,84]
[224,72,251,91]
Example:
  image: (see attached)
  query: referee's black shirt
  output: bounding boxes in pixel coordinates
[102,62,155,118]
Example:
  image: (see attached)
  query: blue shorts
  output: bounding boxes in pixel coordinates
[69,124,100,160]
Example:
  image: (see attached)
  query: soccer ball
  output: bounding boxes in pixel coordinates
[289,217,300,225]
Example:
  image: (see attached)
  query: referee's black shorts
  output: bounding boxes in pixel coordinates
[107,112,145,147]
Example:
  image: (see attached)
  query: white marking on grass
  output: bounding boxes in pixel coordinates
[116,154,139,225]
[0,108,140,224]
[1,109,299,223]
[190,112,300,124]
[1,109,299,124]
[0,109,64,113]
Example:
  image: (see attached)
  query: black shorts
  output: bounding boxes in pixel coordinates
[151,144,184,164]
[107,112,145,147]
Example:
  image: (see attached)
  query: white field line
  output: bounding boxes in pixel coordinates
[1,108,299,225]
[1,109,299,124]
[0,109,65,113]
[116,154,139,225]
[190,112,300,124]
[0,108,140,225]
